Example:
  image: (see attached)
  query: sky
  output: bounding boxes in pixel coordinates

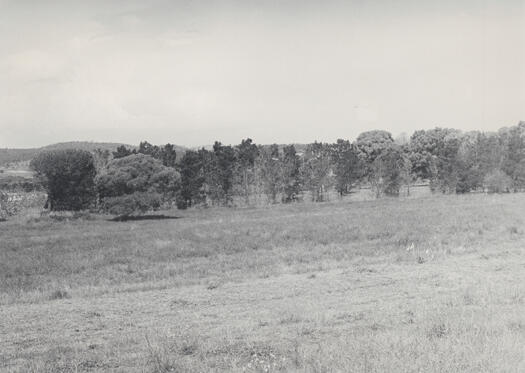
[1,0,524,148]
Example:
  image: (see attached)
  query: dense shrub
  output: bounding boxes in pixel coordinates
[30,149,96,211]
[0,191,18,220]
[95,154,180,216]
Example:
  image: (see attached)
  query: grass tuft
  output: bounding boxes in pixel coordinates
[49,289,71,300]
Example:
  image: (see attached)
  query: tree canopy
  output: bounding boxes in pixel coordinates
[30,149,96,211]
[95,153,180,216]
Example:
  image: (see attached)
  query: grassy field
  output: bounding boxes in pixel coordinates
[2,193,525,372]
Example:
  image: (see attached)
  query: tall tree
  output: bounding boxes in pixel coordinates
[355,130,394,183]
[370,145,411,197]
[455,131,486,193]
[31,149,97,211]
[235,138,259,204]
[257,144,282,203]
[177,150,205,209]
[429,130,463,193]
[198,148,215,205]
[301,142,333,202]
[160,143,178,168]
[330,139,362,197]
[500,122,525,190]
[408,128,466,193]
[281,145,301,203]
[207,142,236,205]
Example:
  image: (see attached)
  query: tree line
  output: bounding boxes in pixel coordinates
[29,121,525,216]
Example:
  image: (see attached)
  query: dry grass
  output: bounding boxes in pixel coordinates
[1,193,525,372]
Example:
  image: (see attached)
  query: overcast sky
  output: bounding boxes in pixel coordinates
[1,0,524,148]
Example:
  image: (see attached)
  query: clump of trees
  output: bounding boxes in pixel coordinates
[408,123,525,193]
[25,120,525,216]
[28,146,181,217]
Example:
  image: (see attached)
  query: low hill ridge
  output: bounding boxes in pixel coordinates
[0,141,187,166]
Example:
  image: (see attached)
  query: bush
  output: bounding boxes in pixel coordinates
[96,154,180,216]
[30,149,96,211]
[483,169,513,193]
[0,191,18,220]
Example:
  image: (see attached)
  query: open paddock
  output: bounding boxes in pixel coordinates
[1,193,525,372]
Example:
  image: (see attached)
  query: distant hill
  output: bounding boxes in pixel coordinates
[0,149,38,168]
[0,141,188,167]
[0,142,130,167]
[0,140,308,168]
[40,141,132,152]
